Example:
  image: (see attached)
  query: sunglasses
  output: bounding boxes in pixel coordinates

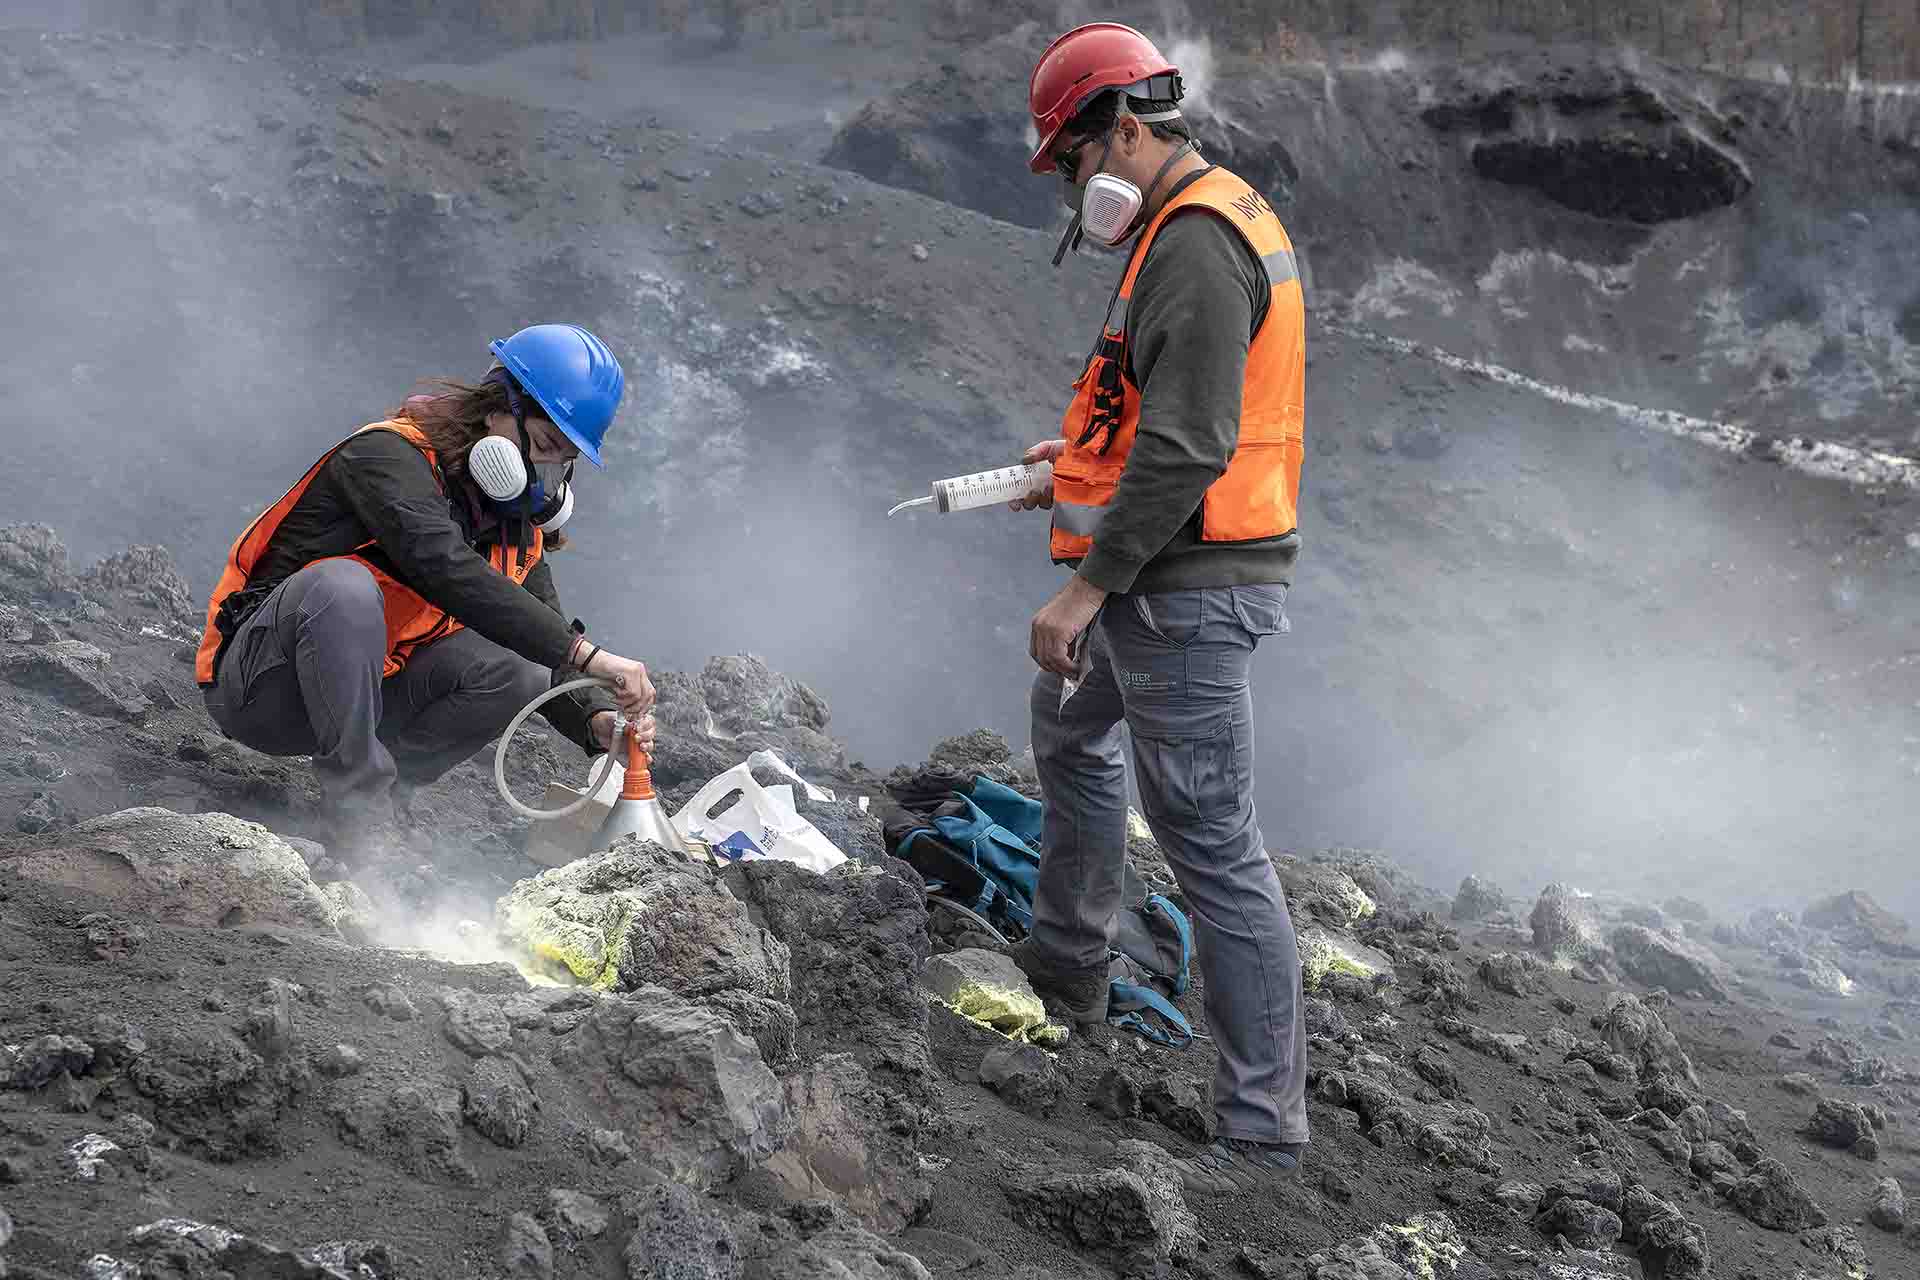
[1053,135,1098,180]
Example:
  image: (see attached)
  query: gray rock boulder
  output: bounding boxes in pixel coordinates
[1804,889,1920,958]
[978,1042,1066,1117]
[1301,1212,1491,1280]
[11,808,338,933]
[463,1057,537,1148]
[1007,1140,1197,1278]
[1,637,150,719]
[1452,874,1507,922]
[1275,856,1379,928]
[1867,1176,1905,1232]
[74,1218,398,1280]
[81,544,194,617]
[1479,951,1548,996]
[496,839,791,1004]
[501,1213,553,1279]
[1806,1097,1878,1159]
[1776,948,1856,997]
[1620,1185,1711,1280]
[1727,1157,1828,1231]
[1599,992,1698,1084]
[1531,884,1608,966]
[1609,925,1730,1002]
[753,1222,932,1280]
[333,1082,477,1185]
[1536,1198,1623,1249]
[761,1053,930,1231]
[621,1170,744,1279]
[724,858,930,1074]
[1142,1074,1214,1144]
[551,990,787,1188]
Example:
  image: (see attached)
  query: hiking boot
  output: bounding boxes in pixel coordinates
[1176,1137,1303,1195]
[1007,937,1109,1023]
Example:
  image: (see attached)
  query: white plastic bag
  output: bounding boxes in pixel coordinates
[671,751,847,872]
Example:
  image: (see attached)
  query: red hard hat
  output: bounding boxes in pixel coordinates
[1027,23,1181,175]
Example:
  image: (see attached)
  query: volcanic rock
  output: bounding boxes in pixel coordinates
[1727,1157,1828,1231]
[1805,1097,1878,1159]
[918,948,1048,1043]
[1453,874,1508,921]
[762,1053,930,1231]
[463,1056,537,1149]
[1620,1184,1711,1279]
[621,1169,744,1278]
[550,990,786,1188]
[80,543,194,617]
[496,839,792,1004]
[10,808,337,933]
[1598,992,1698,1084]
[1006,1141,1197,1277]
[128,1025,289,1161]
[1537,1197,1623,1249]
[545,1189,609,1242]
[1141,1073,1214,1143]
[723,858,930,1074]
[1277,856,1379,928]
[1302,1212,1491,1280]
[1,638,150,719]
[978,1042,1065,1117]
[501,1212,553,1279]
[1867,1176,1905,1231]
[334,1082,476,1186]
[755,1221,933,1280]
[1531,884,1608,965]
[1479,951,1548,996]
[1608,925,1730,1002]
[1803,890,1919,957]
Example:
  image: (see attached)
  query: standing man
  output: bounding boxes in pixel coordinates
[1006,23,1311,1187]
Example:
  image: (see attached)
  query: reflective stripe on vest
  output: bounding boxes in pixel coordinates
[194,421,542,686]
[1049,167,1306,565]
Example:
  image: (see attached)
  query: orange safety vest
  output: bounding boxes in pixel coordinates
[1050,166,1306,564]
[194,421,542,686]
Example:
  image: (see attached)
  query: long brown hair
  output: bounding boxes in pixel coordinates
[391,378,572,549]
[391,378,510,489]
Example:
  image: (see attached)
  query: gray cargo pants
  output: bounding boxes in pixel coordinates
[202,559,551,823]
[1029,584,1309,1145]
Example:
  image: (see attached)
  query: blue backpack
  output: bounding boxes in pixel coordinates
[895,775,1196,1047]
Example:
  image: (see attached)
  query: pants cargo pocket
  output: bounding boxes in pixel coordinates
[1132,716,1240,823]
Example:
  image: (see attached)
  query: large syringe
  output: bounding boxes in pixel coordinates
[887,461,1053,517]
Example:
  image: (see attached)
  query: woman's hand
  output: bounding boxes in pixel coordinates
[591,710,657,756]
[575,647,656,718]
[1009,439,1065,511]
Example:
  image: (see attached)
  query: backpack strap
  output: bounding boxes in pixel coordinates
[1108,981,1194,1048]
[1143,893,1194,999]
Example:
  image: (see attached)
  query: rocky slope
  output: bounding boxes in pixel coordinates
[0,533,1918,1280]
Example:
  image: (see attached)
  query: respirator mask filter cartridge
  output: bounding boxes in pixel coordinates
[469,434,575,532]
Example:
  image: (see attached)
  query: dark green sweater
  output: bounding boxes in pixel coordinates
[1074,175,1303,597]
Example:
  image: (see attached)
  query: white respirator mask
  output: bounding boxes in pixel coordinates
[1053,109,1198,264]
[468,434,576,533]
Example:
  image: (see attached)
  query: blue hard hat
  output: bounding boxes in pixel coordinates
[487,324,625,467]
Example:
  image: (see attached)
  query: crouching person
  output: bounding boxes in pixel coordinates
[195,324,656,863]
